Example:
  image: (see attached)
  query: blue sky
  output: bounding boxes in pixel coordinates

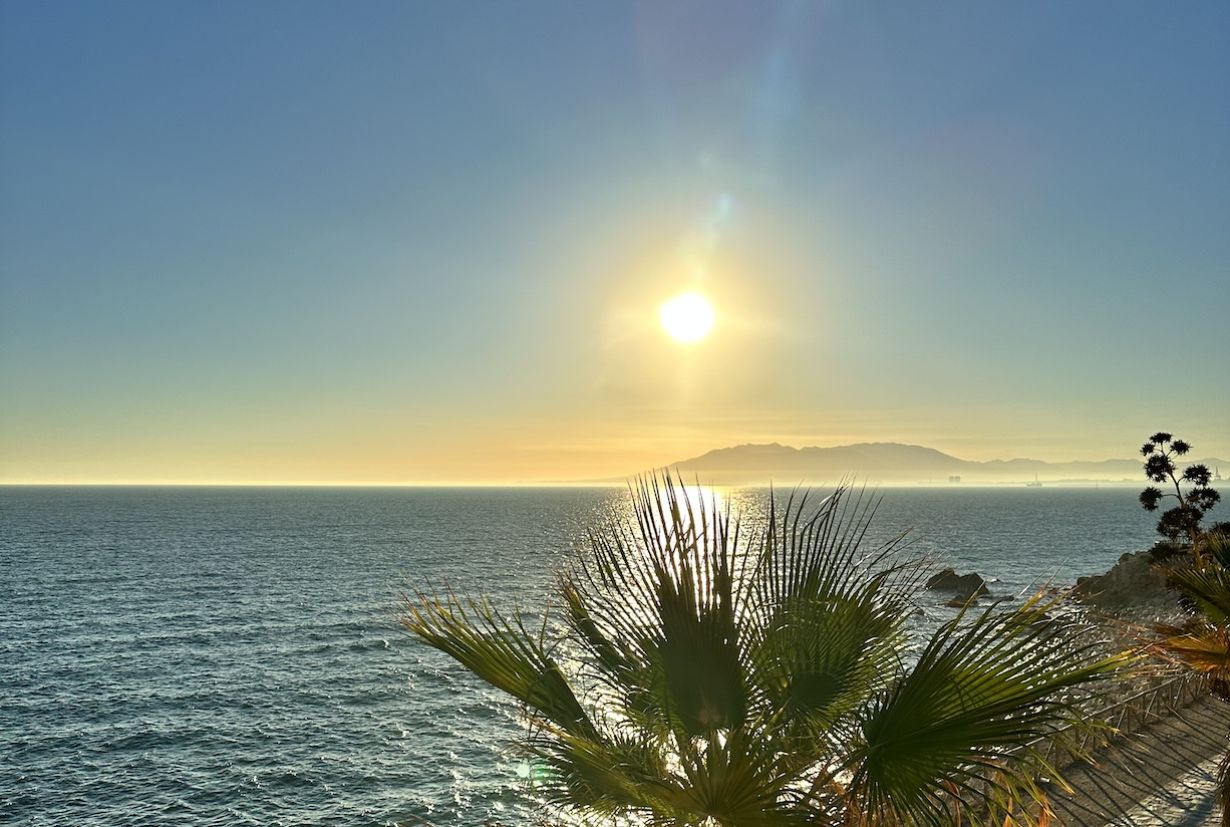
[2,1,1227,482]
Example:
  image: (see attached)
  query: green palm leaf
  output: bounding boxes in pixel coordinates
[566,476,750,740]
[401,589,595,738]
[1167,565,1230,623]
[851,595,1125,825]
[402,473,1125,826]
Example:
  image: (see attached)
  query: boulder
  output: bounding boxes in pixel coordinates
[1072,550,1175,617]
[926,568,989,601]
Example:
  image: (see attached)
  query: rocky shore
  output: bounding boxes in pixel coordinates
[1070,549,1179,619]
[926,547,1184,623]
[926,547,1225,826]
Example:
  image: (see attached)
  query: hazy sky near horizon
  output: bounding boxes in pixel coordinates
[2,1,1228,483]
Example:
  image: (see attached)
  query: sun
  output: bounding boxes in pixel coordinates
[659,292,715,344]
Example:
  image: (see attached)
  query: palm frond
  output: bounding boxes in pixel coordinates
[531,730,676,818]
[1167,564,1230,624]
[401,589,595,738]
[401,473,1127,826]
[1201,530,1230,569]
[850,594,1125,826]
[669,730,815,826]
[743,485,922,760]
[564,473,749,740]
[750,579,908,733]
[1154,623,1230,687]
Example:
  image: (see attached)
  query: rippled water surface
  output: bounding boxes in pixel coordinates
[0,486,1176,825]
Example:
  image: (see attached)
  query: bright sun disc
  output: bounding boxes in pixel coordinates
[659,292,715,344]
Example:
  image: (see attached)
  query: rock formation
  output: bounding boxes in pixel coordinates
[1072,549,1177,618]
[926,568,990,603]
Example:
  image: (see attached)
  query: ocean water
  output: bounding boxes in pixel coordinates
[0,485,1186,825]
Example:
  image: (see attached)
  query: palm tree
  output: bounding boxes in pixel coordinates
[403,475,1124,826]
[1152,529,1230,826]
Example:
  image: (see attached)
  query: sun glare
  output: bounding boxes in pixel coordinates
[659,292,715,344]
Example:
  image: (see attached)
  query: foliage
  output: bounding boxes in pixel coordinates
[403,475,1124,826]
[1147,539,1188,563]
[1155,530,1230,693]
[1137,433,1230,824]
[1138,432,1221,544]
[1151,529,1230,827]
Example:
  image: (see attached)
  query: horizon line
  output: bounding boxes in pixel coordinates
[0,480,1146,489]
[0,480,624,488]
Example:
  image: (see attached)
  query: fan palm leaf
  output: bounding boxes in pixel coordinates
[1149,529,1230,826]
[402,589,596,738]
[1154,623,1230,682]
[1156,530,1230,697]
[851,596,1125,825]
[403,473,1123,825]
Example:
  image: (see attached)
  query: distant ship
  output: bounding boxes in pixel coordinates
[1026,474,1042,488]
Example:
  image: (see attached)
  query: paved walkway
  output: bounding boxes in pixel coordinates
[1110,755,1221,827]
[1044,694,1229,826]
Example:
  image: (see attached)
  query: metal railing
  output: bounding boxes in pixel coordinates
[1031,673,1209,768]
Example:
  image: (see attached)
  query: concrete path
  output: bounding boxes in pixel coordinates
[1110,755,1221,827]
[1044,694,1229,826]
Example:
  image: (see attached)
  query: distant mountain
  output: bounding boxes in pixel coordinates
[658,442,1229,485]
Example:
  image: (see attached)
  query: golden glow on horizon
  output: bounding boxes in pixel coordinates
[659,292,715,344]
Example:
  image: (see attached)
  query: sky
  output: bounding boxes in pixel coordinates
[1,1,1228,484]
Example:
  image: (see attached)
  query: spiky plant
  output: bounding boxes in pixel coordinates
[1153,529,1230,826]
[1139,432,1221,545]
[403,475,1124,826]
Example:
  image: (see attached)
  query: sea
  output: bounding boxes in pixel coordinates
[0,485,1203,826]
